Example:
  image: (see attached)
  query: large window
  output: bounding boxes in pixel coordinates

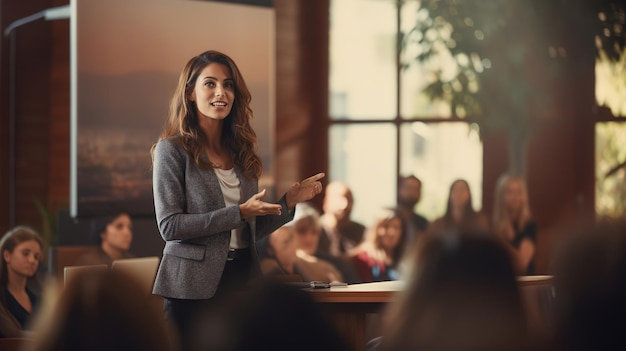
[329,0,483,226]
[595,50,626,219]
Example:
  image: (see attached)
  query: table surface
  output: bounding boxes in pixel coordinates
[307,275,554,303]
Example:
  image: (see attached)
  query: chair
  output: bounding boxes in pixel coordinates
[63,264,108,286]
[111,256,160,293]
[48,245,99,279]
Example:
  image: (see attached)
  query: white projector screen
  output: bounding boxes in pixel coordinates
[70,0,275,218]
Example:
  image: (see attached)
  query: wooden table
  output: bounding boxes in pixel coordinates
[306,276,554,351]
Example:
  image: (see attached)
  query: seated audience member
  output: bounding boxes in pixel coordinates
[0,226,43,338]
[78,212,135,266]
[318,181,365,257]
[350,208,408,283]
[397,175,429,242]
[188,280,348,351]
[428,179,490,236]
[493,174,537,275]
[27,269,176,351]
[291,203,344,283]
[379,232,530,351]
[260,222,344,283]
[550,219,626,351]
[259,227,302,280]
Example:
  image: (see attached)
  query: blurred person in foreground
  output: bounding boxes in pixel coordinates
[378,232,531,351]
[26,269,177,351]
[549,219,626,351]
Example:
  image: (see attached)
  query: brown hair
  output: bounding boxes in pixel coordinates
[27,269,175,351]
[151,50,262,179]
[0,226,43,307]
[353,207,408,267]
[382,233,527,351]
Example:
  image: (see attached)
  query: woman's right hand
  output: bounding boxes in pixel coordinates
[239,189,282,219]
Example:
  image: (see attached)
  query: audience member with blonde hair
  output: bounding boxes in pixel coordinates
[493,174,537,275]
[0,226,43,338]
[350,208,408,283]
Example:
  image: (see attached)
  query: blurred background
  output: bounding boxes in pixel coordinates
[1,0,624,273]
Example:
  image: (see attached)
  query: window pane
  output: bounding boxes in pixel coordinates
[329,0,397,120]
[596,52,626,116]
[400,122,483,221]
[329,124,397,227]
[596,122,626,219]
[399,1,456,118]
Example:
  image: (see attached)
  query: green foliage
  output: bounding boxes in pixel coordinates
[402,0,626,132]
[595,122,626,219]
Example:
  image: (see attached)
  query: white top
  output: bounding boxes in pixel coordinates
[214,168,248,249]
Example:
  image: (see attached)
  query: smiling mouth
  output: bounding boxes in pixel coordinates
[211,102,227,107]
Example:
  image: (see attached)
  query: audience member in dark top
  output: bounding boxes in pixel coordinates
[318,181,366,257]
[0,226,43,338]
[27,269,177,351]
[350,208,408,283]
[550,219,626,351]
[493,174,537,275]
[428,179,490,236]
[188,280,349,351]
[397,175,429,241]
[379,232,530,351]
[78,212,135,266]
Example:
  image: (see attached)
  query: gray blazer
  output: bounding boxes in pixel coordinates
[152,137,293,299]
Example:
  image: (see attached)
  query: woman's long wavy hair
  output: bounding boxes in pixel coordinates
[492,174,532,239]
[151,50,262,179]
[0,226,43,308]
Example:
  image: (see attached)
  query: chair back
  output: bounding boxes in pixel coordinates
[111,256,160,293]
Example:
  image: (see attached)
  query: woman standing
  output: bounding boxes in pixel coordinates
[0,226,43,338]
[493,174,537,275]
[150,50,324,345]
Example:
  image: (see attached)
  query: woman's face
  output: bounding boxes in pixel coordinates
[190,63,236,121]
[101,214,133,252]
[378,217,403,251]
[450,181,470,209]
[294,218,320,255]
[3,240,42,278]
[269,227,297,268]
[504,179,524,214]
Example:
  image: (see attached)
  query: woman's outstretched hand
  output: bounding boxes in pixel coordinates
[239,189,283,219]
[286,173,326,211]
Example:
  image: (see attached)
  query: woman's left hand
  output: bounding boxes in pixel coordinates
[286,173,325,210]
